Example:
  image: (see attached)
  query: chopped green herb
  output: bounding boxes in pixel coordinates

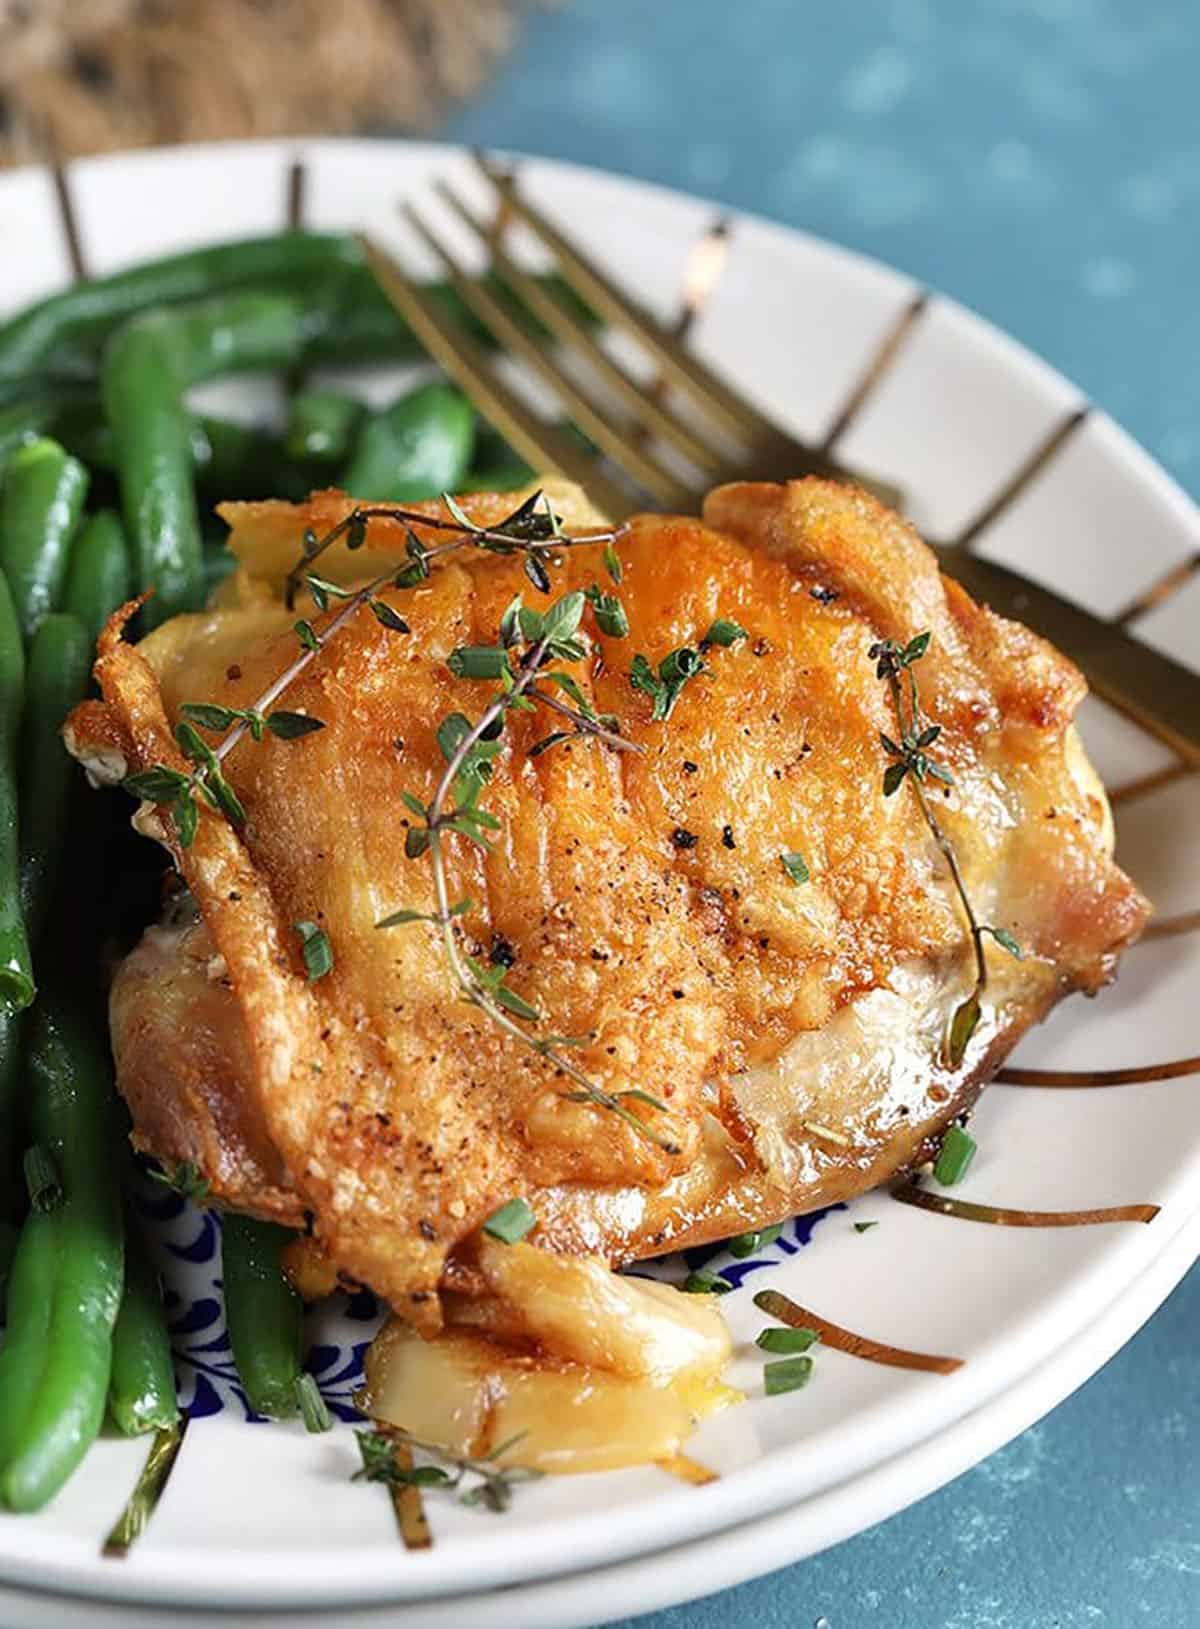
[148,1159,210,1204]
[853,1220,879,1234]
[982,925,1023,960]
[780,852,810,885]
[763,1355,815,1396]
[585,584,630,639]
[630,646,703,721]
[683,1270,731,1296]
[701,618,747,648]
[482,1197,537,1244]
[447,645,513,681]
[727,1223,783,1259]
[933,1123,977,1186]
[604,542,623,583]
[294,619,321,653]
[353,1431,452,1489]
[296,1374,333,1434]
[294,921,333,983]
[756,1326,818,1354]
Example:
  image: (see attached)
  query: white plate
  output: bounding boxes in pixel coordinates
[3,1157,1198,1629]
[0,137,1196,1615]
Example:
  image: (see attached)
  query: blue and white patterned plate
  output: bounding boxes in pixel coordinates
[0,138,1195,1618]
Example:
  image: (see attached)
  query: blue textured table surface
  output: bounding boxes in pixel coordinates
[444,4,1200,1626]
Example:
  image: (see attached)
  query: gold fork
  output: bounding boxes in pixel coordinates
[360,156,1200,770]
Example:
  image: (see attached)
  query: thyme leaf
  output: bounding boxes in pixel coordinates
[149,1159,211,1204]
[871,634,1023,1067]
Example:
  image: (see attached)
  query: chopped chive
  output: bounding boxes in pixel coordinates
[701,618,747,648]
[447,645,512,681]
[482,1197,536,1244]
[764,1354,815,1396]
[780,852,810,885]
[683,1270,731,1296]
[727,1222,783,1259]
[853,1220,879,1233]
[293,920,333,983]
[756,1326,818,1354]
[933,1123,977,1186]
[296,1373,333,1434]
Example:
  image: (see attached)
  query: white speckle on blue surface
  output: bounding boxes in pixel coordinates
[986,139,1058,204]
[988,140,1035,183]
[951,1504,1012,1555]
[1021,59,1094,122]
[779,137,934,227]
[566,46,658,119]
[1130,1541,1200,1579]
[841,47,914,116]
[1082,257,1136,298]
[973,1421,1051,1495]
[1119,174,1178,220]
[1151,1407,1190,1441]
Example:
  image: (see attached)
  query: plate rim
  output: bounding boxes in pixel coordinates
[0,132,1196,1611]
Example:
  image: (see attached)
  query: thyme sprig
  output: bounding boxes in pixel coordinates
[283,489,627,609]
[353,1428,542,1515]
[871,634,1021,1066]
[383,597,680,1156]
[126,488,671,1151]
[125,558,413,849]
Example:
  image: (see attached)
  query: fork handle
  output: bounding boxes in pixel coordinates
[942,550,1200,770]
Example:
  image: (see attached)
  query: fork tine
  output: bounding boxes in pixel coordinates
[401,200,695,508]
[359,234,637,521]
[473,151,786,447]
[434,178,727,477]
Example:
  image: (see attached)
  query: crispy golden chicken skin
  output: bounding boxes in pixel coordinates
[67,479,1147,1327]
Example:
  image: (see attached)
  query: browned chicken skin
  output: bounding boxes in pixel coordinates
[68,480,1148,1327]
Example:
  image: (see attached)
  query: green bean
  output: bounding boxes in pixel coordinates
[103,292,321,626]
[0,1015,22,1221]
[0,399,60,480]
[18,614,92,947]
[0,575,32,1014]
[221,1214,304,1420]
[56,406,296,500]
[0,1210,59,1467]
[341,382,475,502]
[0,438,89,643]
[0,1217,16,1302]
[62,510,131,644]
[0,997,123,1512]
[108,1201,178,1436]
[0,232,362,382]
[285,389,364,466]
